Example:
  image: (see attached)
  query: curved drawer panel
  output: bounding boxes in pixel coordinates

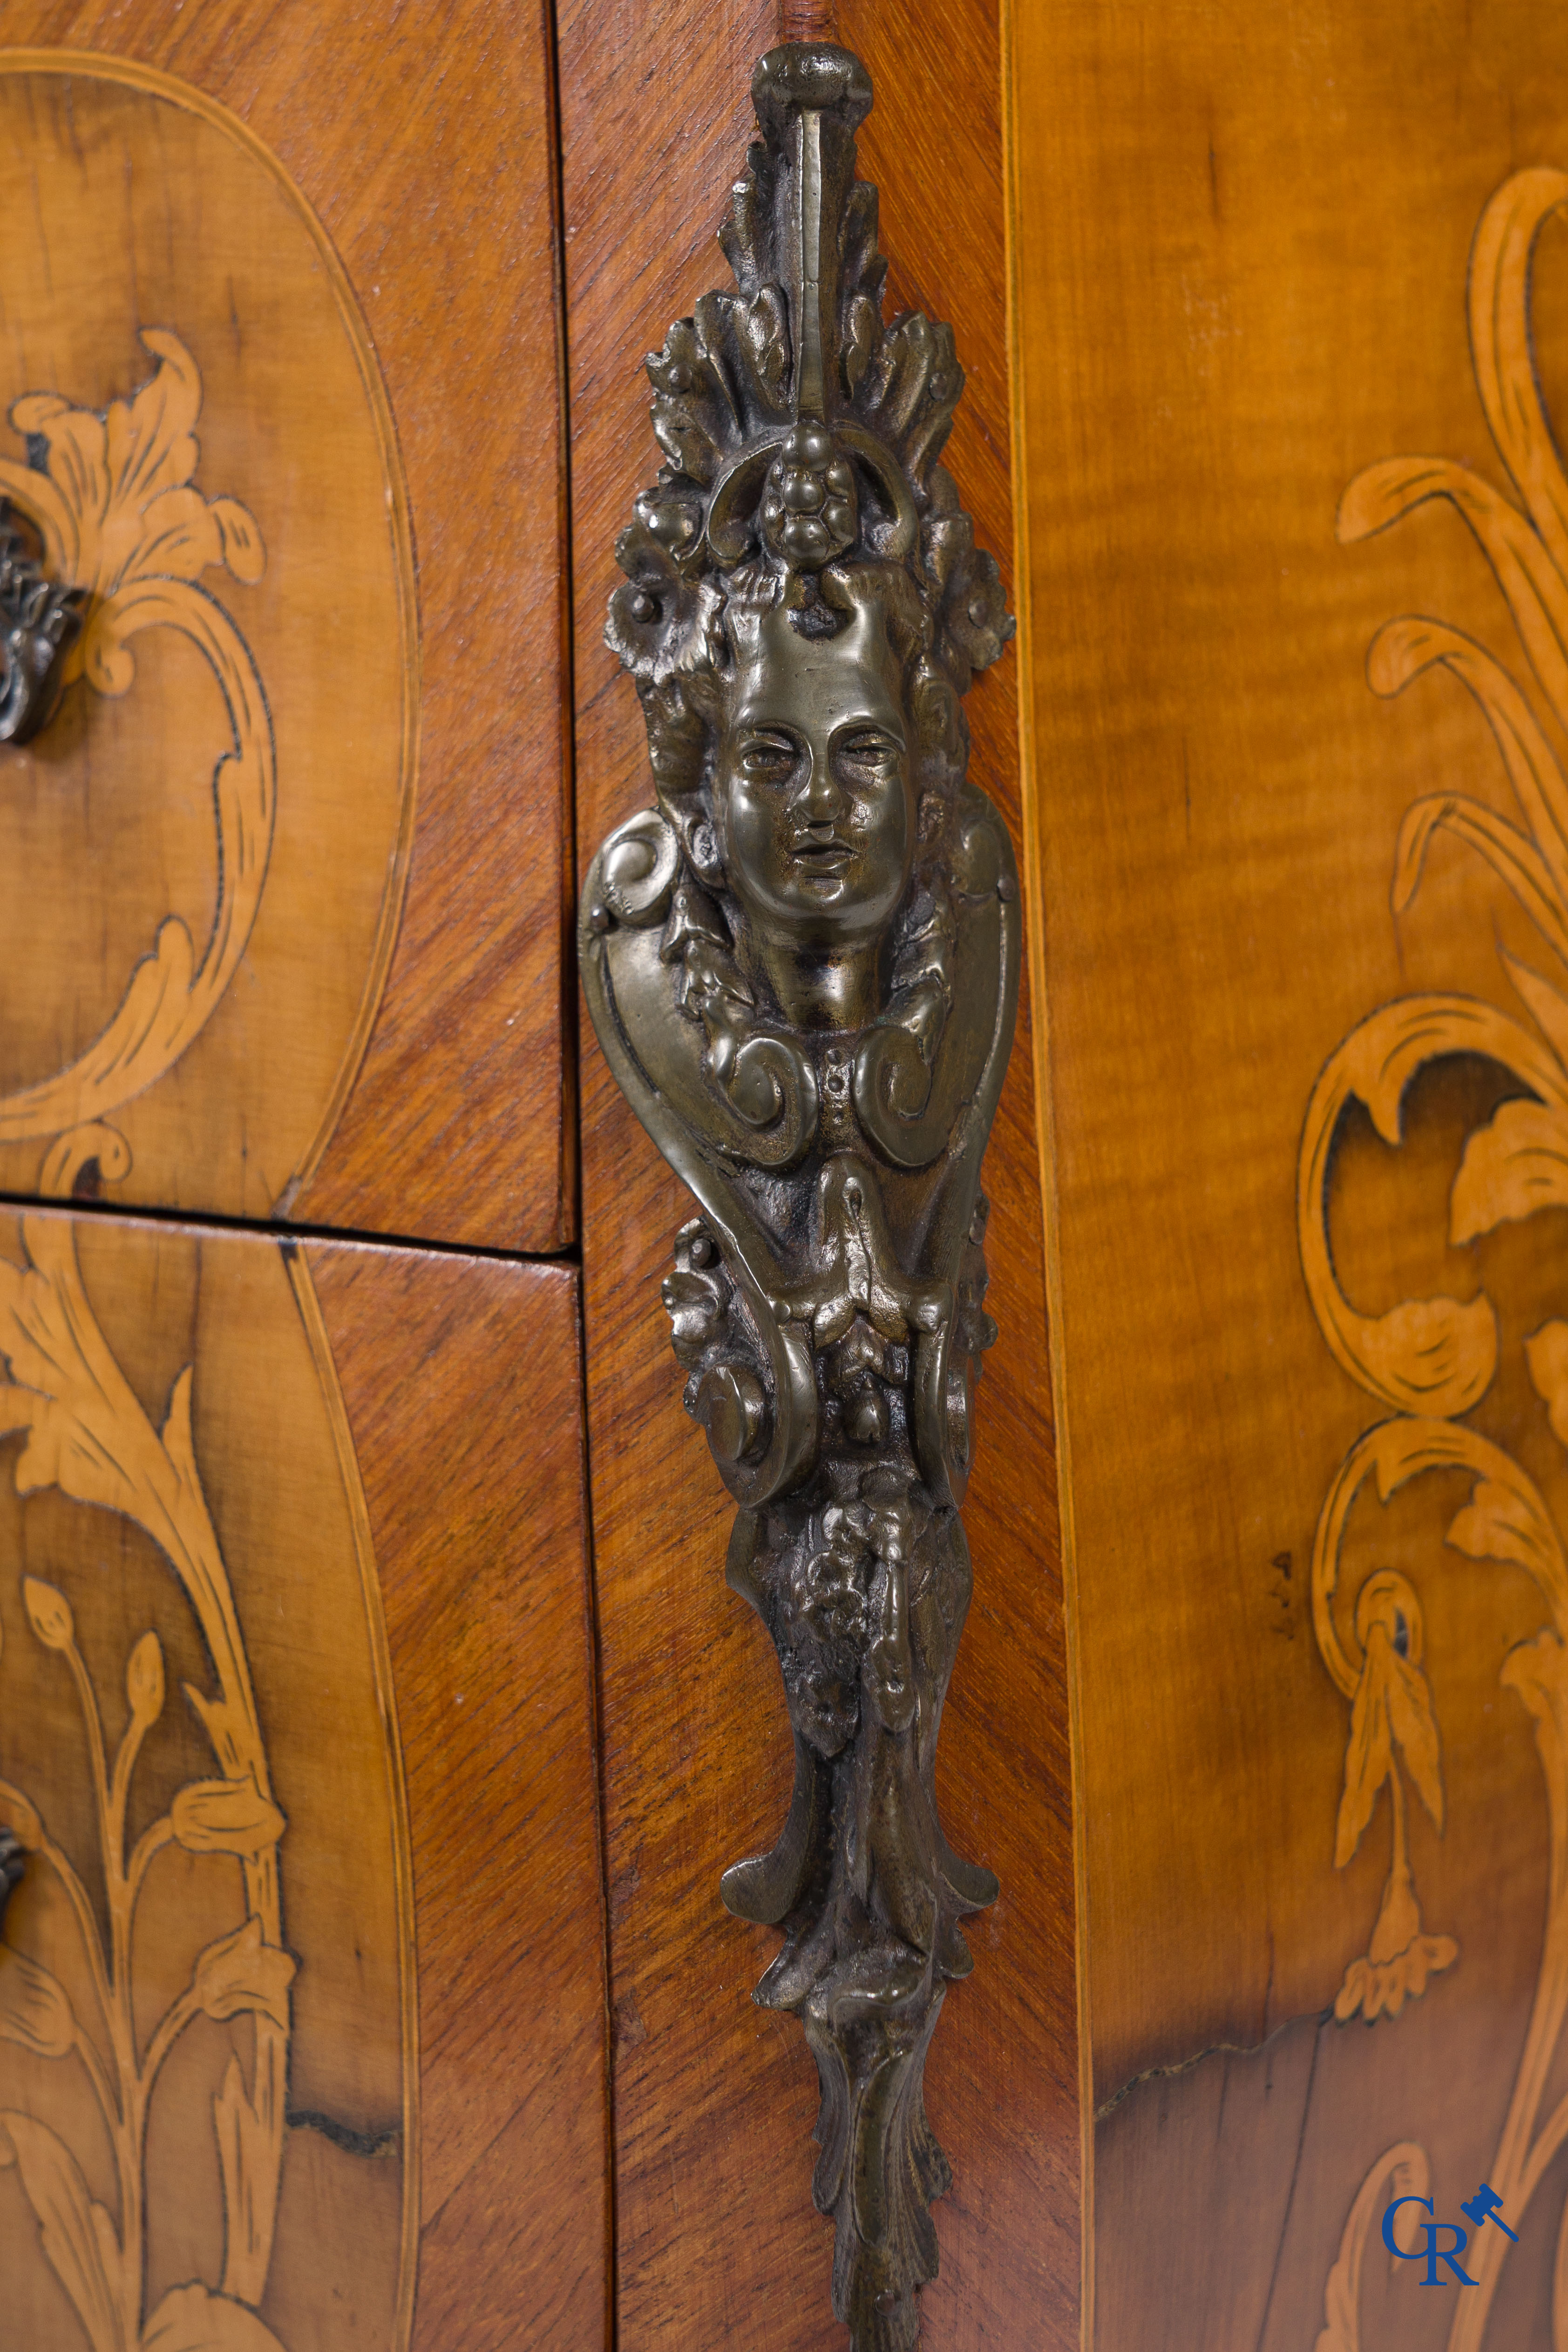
[0,56,416,1222]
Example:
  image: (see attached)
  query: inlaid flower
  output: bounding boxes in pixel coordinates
[1329,1571,1458,2023]
[0,1207,292,2337]
[1333,1871,1458,2024]
[1303,169,1568,1422]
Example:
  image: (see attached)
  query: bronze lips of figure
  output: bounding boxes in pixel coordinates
[579,41,1018,2352]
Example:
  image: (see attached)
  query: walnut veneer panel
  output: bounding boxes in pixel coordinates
[0,5,572,1254]
[0,1212,604,2350]
[563,1,1074,2342]
[312,1242,605,2352]
[1011,0,1568,2342]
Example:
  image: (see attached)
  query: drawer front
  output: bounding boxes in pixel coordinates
[0,13,573,1254]
[0,1209,604,2350]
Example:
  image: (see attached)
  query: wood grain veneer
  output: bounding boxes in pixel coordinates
[1011,0,1568,2341]
[0,1214,604,2351]
[313,1240,606,2352]
[0,1,574,1255]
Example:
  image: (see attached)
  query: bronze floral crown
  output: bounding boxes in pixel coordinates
[605,41,1012,725]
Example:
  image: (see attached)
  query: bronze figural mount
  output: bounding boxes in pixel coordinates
[578,42,1018,2352]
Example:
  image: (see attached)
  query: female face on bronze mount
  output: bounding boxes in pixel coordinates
[709,419,920,1031]
[716,594,911,965]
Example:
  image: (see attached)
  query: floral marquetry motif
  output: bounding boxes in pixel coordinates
[0,1213,414,2352]
[0,56,416,1223]
[0,331,275,1159]
[579,42,1017,2351]
[1303,166,1568,2352]
[0,53,425,2352]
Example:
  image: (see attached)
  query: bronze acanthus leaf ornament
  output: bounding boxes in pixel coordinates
[578,41,1018,2351]
[0,499,83,743]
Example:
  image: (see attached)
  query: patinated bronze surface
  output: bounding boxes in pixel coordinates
[0,1826,21,1931]
[578,41,1018,2350]
[0,501,82,743]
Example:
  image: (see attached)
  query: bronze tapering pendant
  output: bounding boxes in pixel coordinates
[579,42,1018,2349]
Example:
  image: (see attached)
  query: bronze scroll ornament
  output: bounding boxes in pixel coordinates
[579,42,1017,2351]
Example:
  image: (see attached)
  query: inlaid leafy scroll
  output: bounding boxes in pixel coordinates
[0,328,273,1154]
[0,327,294,2349]
[0,1138,294,2352]
[1303,167,1568,2352]
[580,42,1017,2352]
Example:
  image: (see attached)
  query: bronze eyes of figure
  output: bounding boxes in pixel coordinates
[732,723,904,796]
